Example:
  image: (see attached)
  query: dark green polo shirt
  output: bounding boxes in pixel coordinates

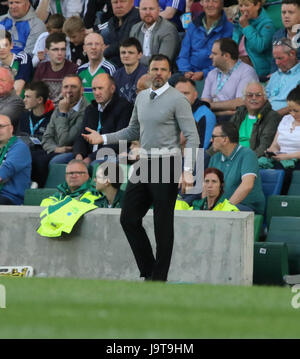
[209,145,265,214]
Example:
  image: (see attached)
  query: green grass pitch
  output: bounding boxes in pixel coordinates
[0,277,300,339]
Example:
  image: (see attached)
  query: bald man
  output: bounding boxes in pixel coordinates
[77,32,117,103]
[0,114,31,205]
[73,73,133,165]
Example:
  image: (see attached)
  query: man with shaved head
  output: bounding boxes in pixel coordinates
[0,113,31,204]
[73,73,133,165]
[78,32,117,103]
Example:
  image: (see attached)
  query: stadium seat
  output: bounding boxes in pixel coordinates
[287,171,300,195]
[254,214,264,242]
[266,195,300,229]
[253,241,289,286]
[44,164,67,188]
[267,216,300,275]
[24,188,57,206]
[264,0,283,30]
[260,169,285,200]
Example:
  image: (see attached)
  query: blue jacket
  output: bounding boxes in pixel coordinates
[0,138,31,204]
[232,8,275,77]
[176,11,233,77]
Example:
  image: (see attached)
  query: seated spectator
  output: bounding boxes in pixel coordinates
[0,66,25,126]
[175,76,216,150]
[101,0,140,67]
[32,13,71,68]
[94,161,124,208]
[209,121,265,214]
[18,81,54,148]
[33,32,78,106]
[271,0,300,73]
[35,0,85,22]
[230,81,281,157]
[202,37,259,120]
[263,85,300,193]
[113,37,147,104]
[175,0,233,83]
[0,114,31,205]
[40,159,101,207]
[31,75,89,187]
[78,32,116,103]
[192,167,239,211]
[266,37,300,116]
[74,73,133,165]
[232,0,275,78]
[0,0,46,56]
[0,30,33,96]
[63,15,88,67]
[83,0,113,31]
[130,0,181,67]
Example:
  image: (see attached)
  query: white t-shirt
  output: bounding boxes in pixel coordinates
[277,114,300,153]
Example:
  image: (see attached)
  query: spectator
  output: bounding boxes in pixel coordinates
[78,32,116,103]
[33,32,78,106]
[63,15,88,67]
[271,0,300,73]
[0,114,31,205]
[130,0,180,67]
[232,0,275,78]
[40,159,101,207]
[0,30,33,96]
[263,85,300,193]
[31,75,88,187]
[191,167,239,211]
[209,121,265,214]
[101,0,140,67]
[202,37,259,120]
[84,0,113,31]
[0,0,46,55]
[0,66,25,126]
[113,37,147,104]
[136,72,152,93]
[18,81,54,147]
[230,81,281,157]
[176,0,233,83]
[175,76,216,150]
[94,161,124,207]
[74,73,133,165]
[35,0,84,22]
[32,13,71,68]
[266,38,300,116]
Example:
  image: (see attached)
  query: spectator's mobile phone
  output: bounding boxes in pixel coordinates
[266,151,276,157]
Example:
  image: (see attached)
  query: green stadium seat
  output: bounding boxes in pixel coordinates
[254,214,264,242]
[267,216,300,274]
[266,195,300,229]
[24,188,57,206]
[264,1,282,30]
[253,241,289,286]
[287,171,300,195]
[44,163,67,188]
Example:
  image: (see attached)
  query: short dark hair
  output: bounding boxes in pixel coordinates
[149,54,171,70]
[287,85,300,105]
[215,122,239,144]
[25,81,49,103]
[215,38,239,60]
[47,13,65,29]
[174,76,196,89]
[63,74,83,86]
[282,0,300,7]
[45,32,66,49]
[120,37,143,53]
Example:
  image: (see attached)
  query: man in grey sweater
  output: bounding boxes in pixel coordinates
[82,54,199,282]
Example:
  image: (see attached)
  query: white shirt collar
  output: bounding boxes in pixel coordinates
[98,99,111,112]
[142,22,156,33]
[150,81,170,98]
[72,97,82,112]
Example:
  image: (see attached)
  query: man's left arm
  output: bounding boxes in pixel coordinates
[229,174,255,205]
[25,17,47,56]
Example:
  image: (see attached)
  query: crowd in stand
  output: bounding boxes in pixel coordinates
[1,0,300,216]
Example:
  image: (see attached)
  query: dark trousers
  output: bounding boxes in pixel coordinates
[31,149,57,188]
[0,195,14,205]
[120,157,180,282]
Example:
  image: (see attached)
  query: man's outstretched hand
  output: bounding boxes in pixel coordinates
[82,127,104,145]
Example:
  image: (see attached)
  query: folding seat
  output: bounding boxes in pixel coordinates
[266,195,300,229]
[260,169,285,200]
[44,163,67,188]
[24,188,57,206]
[253,242,289,286]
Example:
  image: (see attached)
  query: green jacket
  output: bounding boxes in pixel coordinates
[94,189,124,208]
[230,101,281,158]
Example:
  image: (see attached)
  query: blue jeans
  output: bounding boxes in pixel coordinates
[49,153,74,166]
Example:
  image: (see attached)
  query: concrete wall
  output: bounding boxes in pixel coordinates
[0,207,254,285]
